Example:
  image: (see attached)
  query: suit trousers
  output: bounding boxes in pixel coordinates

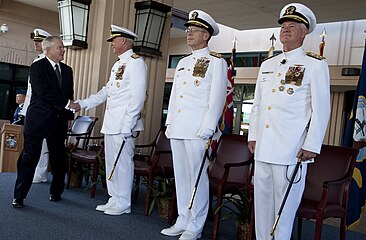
[254,160,307,240]
[170,138,209,234]
[104,134,135,210]
[14,132,67,199]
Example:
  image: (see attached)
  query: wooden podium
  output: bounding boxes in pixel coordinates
[0,123,23,172]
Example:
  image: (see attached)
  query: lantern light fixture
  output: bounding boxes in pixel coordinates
[134,0,171,57]
[58,0,92,49]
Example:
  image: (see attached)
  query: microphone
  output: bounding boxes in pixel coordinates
[280,59,287,65]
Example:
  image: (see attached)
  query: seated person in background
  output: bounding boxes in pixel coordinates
[12,89,26,125]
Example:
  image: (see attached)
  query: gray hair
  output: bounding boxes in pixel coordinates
[126,37,135,46]
[42,36,62,53]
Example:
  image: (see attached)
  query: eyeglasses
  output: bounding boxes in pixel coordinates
[185,28,206,34]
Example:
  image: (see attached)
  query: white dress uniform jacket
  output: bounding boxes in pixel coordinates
[166,47,227,138]
[248,47,330,165]
[78,49,147,134]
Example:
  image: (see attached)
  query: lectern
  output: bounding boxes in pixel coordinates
[0,123,23,172]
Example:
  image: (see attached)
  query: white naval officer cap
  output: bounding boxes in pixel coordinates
[278,3,317,34]
[107,24,138,42]
[184,10,219,36]
[30,28,51,41]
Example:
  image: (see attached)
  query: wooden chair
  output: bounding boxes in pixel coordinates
[66,116,98,150]
[66,136,104,198]
[209,134,254,240]
[296,144,359,240]
[133,127,174,218]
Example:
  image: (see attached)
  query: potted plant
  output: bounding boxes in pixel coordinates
[215,187,252,240]
[147,167,175,220]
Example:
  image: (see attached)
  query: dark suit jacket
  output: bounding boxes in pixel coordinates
[24,58,74,138]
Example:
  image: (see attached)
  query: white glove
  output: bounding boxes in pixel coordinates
[121,132,131,141]
[197,128,214,139]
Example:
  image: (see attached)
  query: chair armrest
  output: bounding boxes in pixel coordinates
[155,150,172,155]
[323,175,348,188]
[71,136,103,152]
[219,157,254,187]
[223,157,253,169]
[67,132,91,137]
[135,142,155,148]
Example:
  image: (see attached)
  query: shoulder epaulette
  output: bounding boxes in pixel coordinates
[262,55,275,62]
[306,52,326,60]
[210,51,222,58]
[183,53,192,58]
[131,53,140,59]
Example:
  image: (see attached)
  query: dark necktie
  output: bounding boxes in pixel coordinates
[55,64,62,87]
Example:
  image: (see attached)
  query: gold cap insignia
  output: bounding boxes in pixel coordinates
[191,11,198,20]
[285,6,296,15]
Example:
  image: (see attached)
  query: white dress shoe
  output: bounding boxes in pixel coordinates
[95,202,114,212]
[160,225,185,236]
[179,230,202,240]
[104,207,131,216]
[32,178,47,183]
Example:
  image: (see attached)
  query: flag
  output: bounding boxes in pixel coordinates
[319,28,327,57]
[343,38,366,227]
[210,41,236,156]
[219,43,236,134]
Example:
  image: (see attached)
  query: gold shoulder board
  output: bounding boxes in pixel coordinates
[210,51,222,58]
[131,54,140,59]
[306,52,326,60]
[262,55,275,62]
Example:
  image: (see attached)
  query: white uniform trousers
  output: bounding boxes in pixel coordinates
[33,139,49,181]
[170,139,209,234]
[104,134,135,210]
[254,160,307,240]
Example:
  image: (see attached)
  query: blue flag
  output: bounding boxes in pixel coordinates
[344,39,366,227]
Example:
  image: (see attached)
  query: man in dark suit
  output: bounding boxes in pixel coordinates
[12,36,74,208]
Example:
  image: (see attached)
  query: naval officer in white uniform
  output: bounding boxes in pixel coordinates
[161,10,227,240]
[19,28,52,184]
[71,25,147,216]
[248,3,331,240]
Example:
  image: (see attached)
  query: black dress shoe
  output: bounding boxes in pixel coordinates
[49,194,61,202]
[12,198,24,208]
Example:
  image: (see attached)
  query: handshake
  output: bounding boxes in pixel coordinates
[67,101,81,113]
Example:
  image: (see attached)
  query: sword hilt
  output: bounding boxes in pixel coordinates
[108,167,116,181]
[270,215,280,236]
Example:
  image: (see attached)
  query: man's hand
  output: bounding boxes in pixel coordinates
[197,128,213,139]
[121,132,131,141]
[297,149,316,161]
[69,102,81,112]
[248,141,256,154]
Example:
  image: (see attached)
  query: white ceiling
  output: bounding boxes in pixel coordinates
[13,0,366,30]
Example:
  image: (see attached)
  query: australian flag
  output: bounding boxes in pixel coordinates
[343,38,366,227]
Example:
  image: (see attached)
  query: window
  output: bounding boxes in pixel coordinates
[0,62,28,119]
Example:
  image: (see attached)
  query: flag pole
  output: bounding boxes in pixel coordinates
[268,33,276,57]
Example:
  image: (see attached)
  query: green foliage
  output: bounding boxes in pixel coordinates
[146,167,175,215]
[215,188,252,224]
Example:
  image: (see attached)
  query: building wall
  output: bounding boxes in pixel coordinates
[0,0,59,66]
